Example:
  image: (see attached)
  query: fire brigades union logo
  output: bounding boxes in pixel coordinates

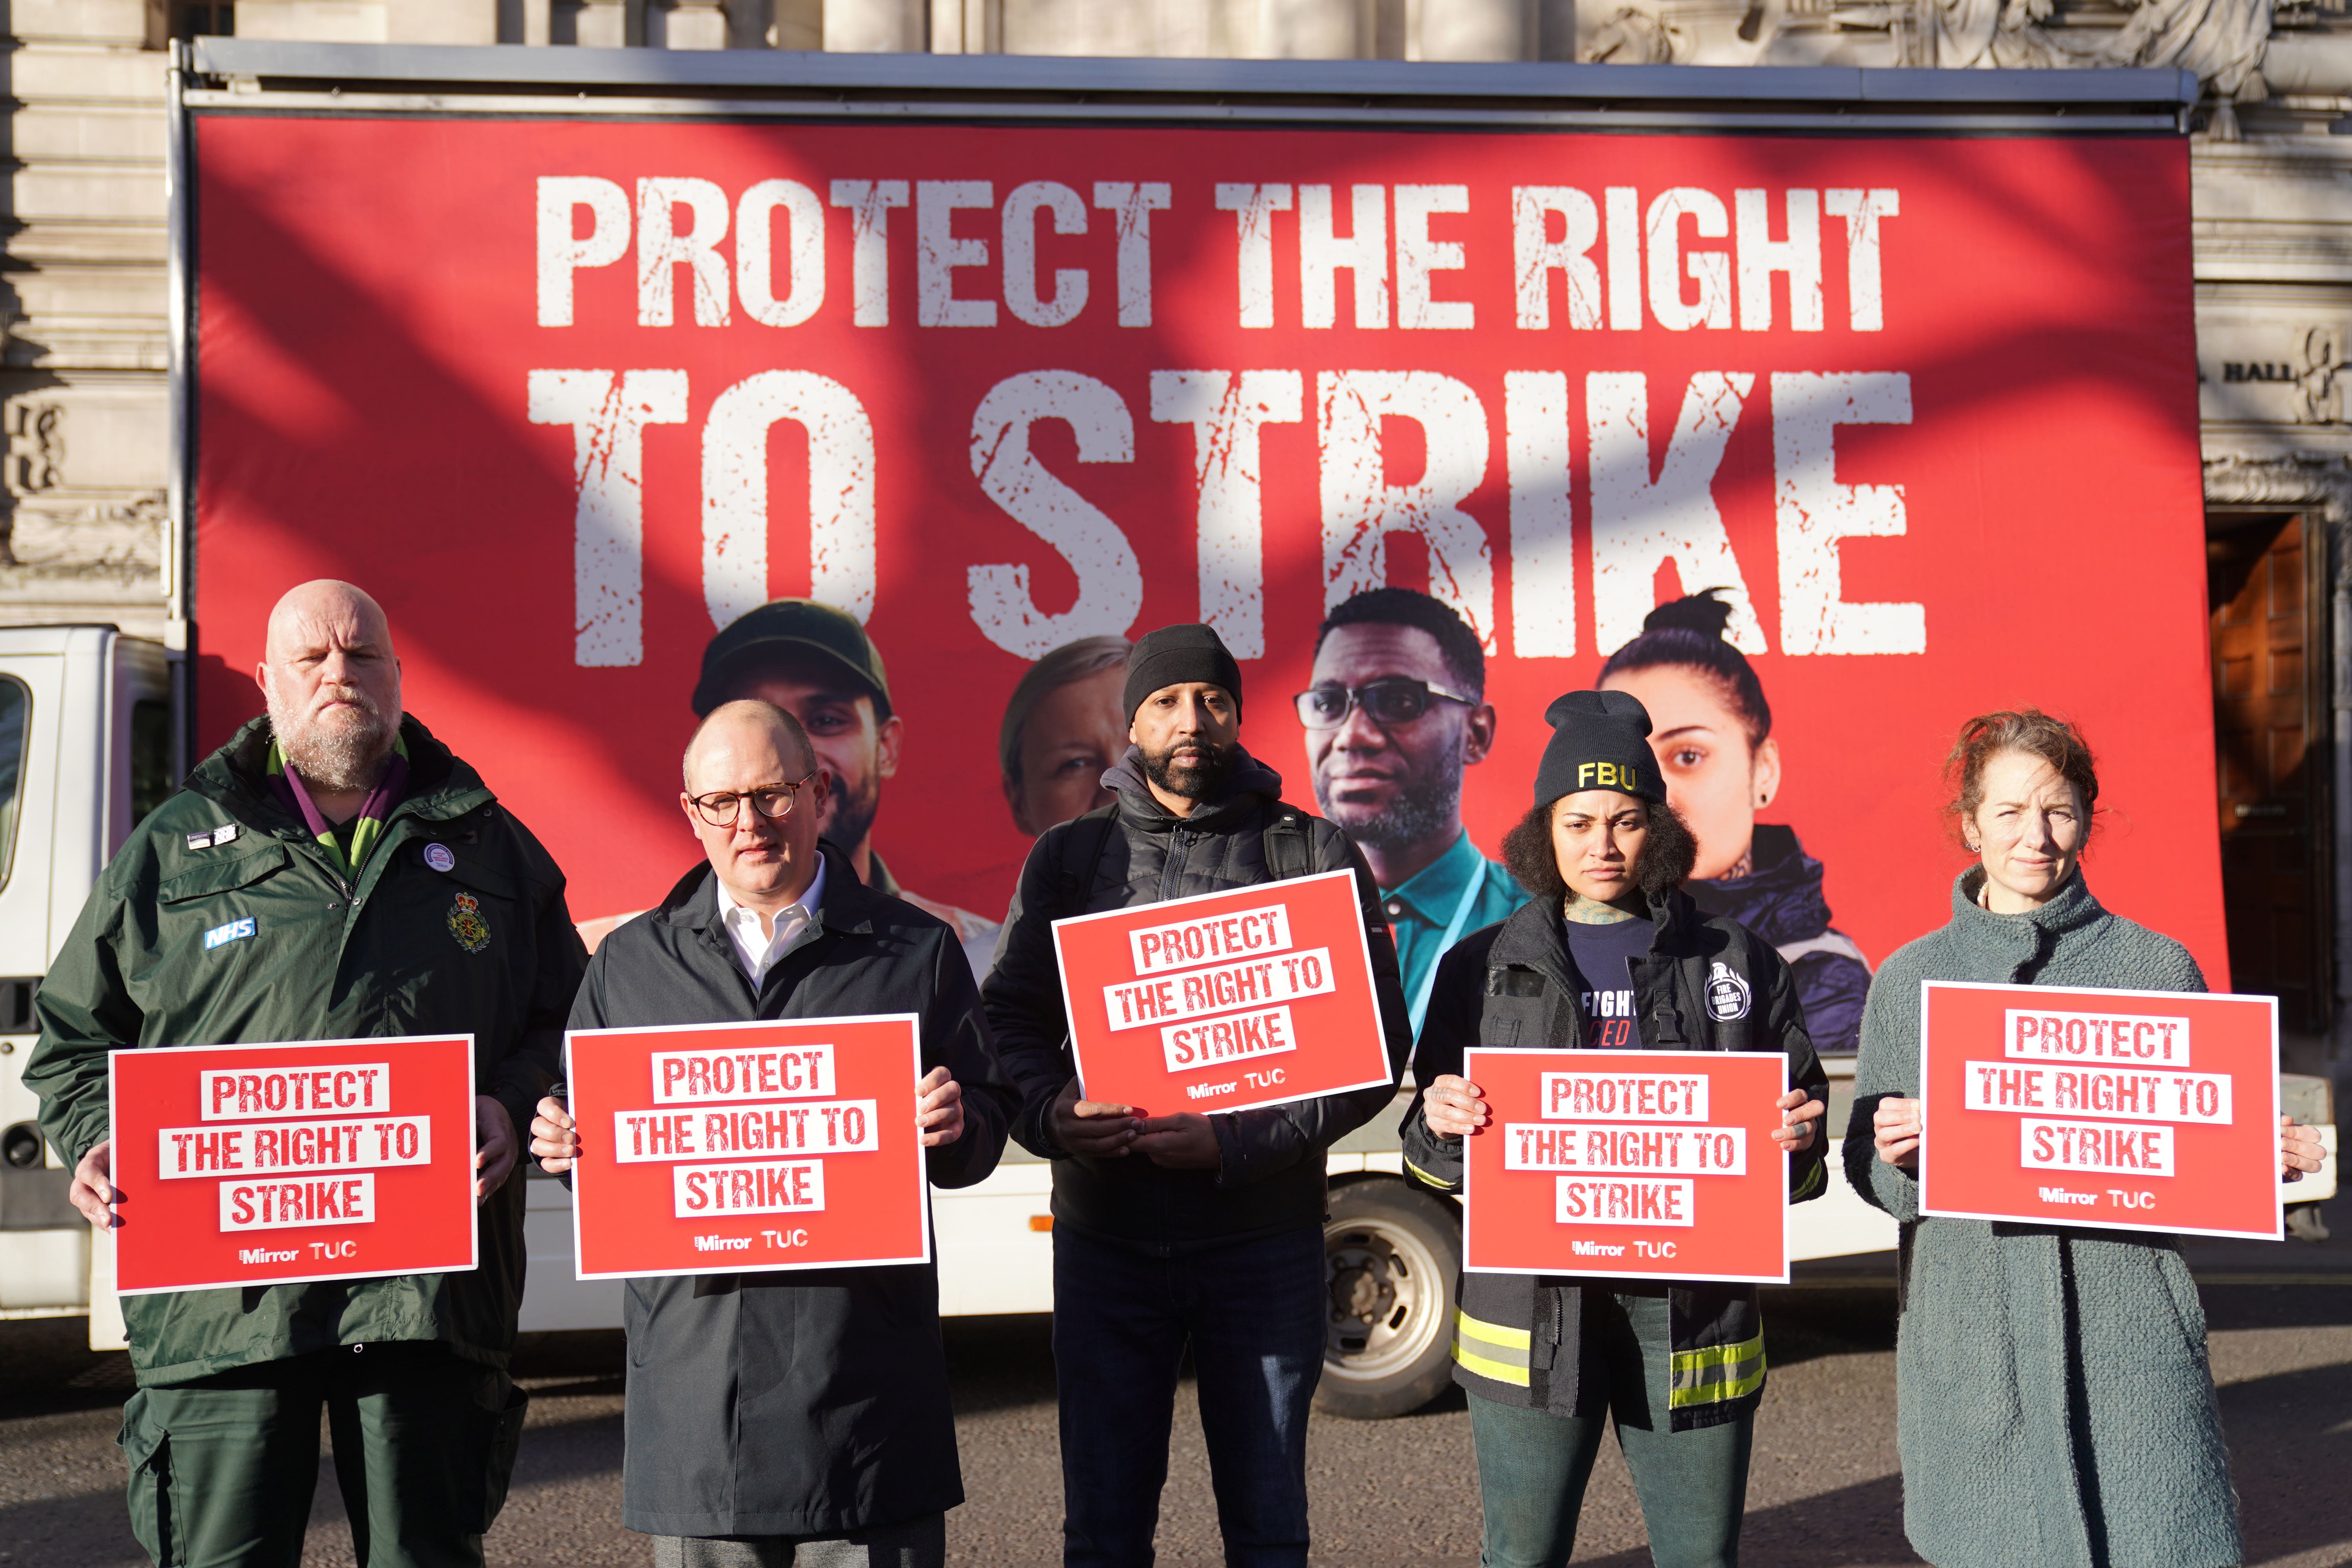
[446,891,492,955]
[1705,962,1752,1022]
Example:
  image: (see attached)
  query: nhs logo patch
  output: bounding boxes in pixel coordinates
[203,917,255,951]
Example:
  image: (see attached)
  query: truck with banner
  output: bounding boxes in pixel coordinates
[0,41,2334,1417]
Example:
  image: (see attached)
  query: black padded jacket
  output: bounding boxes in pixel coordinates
[1400,887,1829,1430]
[982,747,1414,1254]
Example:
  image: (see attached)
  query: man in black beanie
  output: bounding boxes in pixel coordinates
[983,622,1414,1568]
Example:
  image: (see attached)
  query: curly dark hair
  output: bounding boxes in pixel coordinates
[1502,796,1699,906]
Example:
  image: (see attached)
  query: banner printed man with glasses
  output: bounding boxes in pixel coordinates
[1299,589,1528,1038]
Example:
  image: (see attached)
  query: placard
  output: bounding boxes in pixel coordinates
[1918,981,2282,1240]
[1052,868,1392,1115]
[1462,1047,1790,1283]
[109,1034,479,1295]
[565,1014,930,1278]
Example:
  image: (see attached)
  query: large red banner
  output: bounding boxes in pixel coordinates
[1918,981,2282,1240]
[1053,868,1392,1114]
[109,1035,478,1294]
[1462,1047,1789,1283]
[564,1015,931,1279]
[190,115,2214,984]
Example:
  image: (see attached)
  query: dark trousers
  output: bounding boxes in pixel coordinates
[118,1341,525,1568]
[649,1513,946,1567]
[1470,1292,1753,1568]
[1051,1225,1326,1568]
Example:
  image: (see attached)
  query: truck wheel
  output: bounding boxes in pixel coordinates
[1315,1178,1460,1420]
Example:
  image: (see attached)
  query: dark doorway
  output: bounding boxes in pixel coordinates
[2209,512,2331,1031]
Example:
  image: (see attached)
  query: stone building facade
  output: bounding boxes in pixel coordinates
[8,0,2351,1040]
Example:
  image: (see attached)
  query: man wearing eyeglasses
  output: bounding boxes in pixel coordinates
[1301,589,1528,1039]
[528,699,1014,1568]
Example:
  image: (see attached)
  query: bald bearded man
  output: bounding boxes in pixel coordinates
[26,579,588,1568]
[530,701,1014,1566]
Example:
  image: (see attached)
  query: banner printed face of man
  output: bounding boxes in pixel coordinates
[720,653,900,860]
[1008,664,1128,837]
[1306,621,1489,852]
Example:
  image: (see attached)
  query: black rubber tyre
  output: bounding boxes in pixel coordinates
[1313,1177,1462,1420]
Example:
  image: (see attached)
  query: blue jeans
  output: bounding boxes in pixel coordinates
[1469,1291,1753,1568]
[1052,1225,1326,1568]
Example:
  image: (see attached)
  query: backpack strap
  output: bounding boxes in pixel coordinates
[1261,802,1312,883]
[1056,802,1122,918]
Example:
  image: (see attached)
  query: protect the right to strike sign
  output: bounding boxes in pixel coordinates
[1461,1047,1790,1284]
[1051,868,1393,1116]
[1918,981,2282,1240]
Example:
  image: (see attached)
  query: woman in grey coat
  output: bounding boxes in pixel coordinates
[1843,710,2325,1568]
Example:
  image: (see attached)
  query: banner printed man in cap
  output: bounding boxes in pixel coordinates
[580,600,1001,971]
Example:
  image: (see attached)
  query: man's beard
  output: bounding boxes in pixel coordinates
[265,677,396,795]
[817,767,880,853]
[1141,736,1238,802]
[1315,754,1463,852]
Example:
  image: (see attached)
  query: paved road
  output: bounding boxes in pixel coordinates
[3,1275,2347,1567]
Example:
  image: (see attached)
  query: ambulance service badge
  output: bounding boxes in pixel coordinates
[447,890,492,954]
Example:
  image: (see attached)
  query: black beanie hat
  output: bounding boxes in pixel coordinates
[1124,624,1243,720]
[1534,690,1667,806]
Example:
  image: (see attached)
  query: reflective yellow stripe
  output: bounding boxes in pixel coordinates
[1792,1159,1826,1201]
[1403,1156,1459,1193]
[1451,1308,1533,1386]
[1454,1308,1530,1350]
[1453,1341,1532,1386]
[1670,1332,1766,1408]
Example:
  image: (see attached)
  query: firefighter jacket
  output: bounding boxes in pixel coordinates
[1399,887,1829,1430]
[570,842,1016,1539]
[27,713,587,1387]
[983,746,1415,1253]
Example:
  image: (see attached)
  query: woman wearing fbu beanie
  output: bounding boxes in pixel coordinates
[1397,690,1831,1568]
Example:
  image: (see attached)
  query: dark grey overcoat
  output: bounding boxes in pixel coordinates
[570,841,1017,1540]
[1844,870,2242,1568]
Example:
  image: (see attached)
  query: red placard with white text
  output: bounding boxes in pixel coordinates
[565,1014,930,1279]
[109,1035,478,1295]
[1918,981,2281,1240]
[1054,868,1392,1115]
[1463,1047,1789,1283]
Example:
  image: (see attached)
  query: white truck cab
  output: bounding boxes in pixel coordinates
[0,626,174,1322]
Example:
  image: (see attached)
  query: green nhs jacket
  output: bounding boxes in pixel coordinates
[26,713,588,1387]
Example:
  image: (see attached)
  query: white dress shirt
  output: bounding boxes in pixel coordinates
[712,857,827,986]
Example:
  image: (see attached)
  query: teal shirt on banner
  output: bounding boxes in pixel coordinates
[1379,829,1530,1039]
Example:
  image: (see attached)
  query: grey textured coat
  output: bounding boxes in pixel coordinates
[1842,870,2241,1568]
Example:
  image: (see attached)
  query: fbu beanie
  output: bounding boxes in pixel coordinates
[1534,690,1667,806]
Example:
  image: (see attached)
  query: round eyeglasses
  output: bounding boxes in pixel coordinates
[1293,678,1474,731]
[687,773,818,828]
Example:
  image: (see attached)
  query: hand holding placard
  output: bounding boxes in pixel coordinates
[1052,870,1392,1117]
[1918,982,2287,1239]
[565,1015,932,1279]
[1463,1049,1790,1283]
[108,1035,479,1294]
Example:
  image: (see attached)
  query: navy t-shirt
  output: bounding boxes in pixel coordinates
[1563,915,1654,1050]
